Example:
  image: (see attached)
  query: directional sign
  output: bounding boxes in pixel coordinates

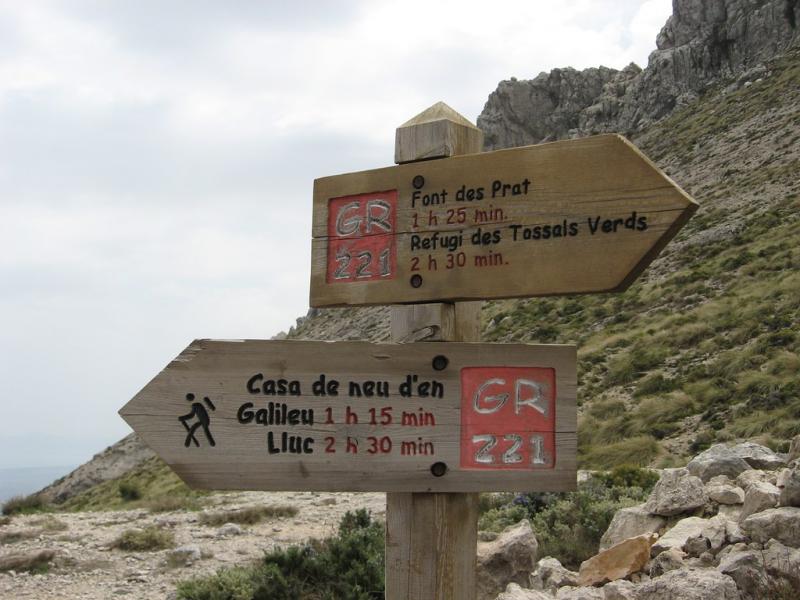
[119,339,576,493]
[310,134,697,307]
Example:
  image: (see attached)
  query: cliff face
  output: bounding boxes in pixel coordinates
[479,0,799,148]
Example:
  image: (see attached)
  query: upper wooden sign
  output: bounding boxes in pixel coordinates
[310,134,697,307]
[119,339,576,493]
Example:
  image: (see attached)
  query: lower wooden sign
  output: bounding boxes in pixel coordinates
[120,340,577,492]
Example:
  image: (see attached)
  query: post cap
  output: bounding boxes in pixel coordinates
[395,102,483,164]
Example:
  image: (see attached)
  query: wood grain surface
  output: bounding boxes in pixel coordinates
[119,339,576,493]
[310,134,697,307]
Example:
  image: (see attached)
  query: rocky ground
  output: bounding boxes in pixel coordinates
[0,491,384,599]
[481,439,800,600]
[4,439,800,599]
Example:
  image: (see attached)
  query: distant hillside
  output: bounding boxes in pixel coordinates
[42,0,800,505]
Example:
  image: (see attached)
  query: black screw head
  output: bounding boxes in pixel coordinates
[412,175,425,189]
[410,274,423,288]
[432,355,449,371]
[430,462,448,477]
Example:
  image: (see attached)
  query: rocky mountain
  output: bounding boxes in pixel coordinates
[30,0,800,501]
[38,434,155,505]
[478,0,799,148]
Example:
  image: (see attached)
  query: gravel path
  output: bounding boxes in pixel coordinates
[0,491,385,599]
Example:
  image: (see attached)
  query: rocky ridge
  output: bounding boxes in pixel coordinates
[478,0,799,148]
[39,434,155,505]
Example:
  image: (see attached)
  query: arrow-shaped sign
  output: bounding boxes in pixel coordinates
[310,134,697,307]
[120,339,576,493]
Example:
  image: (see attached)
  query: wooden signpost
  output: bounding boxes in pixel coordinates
[310,129,697,307]
[121,101,696,600]
[119,339,576,493]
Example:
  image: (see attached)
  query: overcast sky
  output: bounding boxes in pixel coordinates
[0,0,672,470]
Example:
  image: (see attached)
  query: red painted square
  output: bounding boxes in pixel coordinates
[326,190,397,284]
[460,367,556,470]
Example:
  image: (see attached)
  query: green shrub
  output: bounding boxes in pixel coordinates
[582,436,660,470]
[634,373,676,398]
[479,504,527,532]
[146,495,202,513]
[689,430,716,454]
[594,465,660,491]
[118,481,142,502]
[477,476,651,570]
[198,505,298,527]
[113,525,175,551]
[478,493,515,514]
[1,494,48,516]
[177,567,256,600]
[177,509,384,600]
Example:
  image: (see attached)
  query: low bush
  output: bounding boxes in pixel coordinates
[198,505,298,527]
[112,525,175,551]
[118,481,142,502]
[1,494,48,516]
[29,516,68,532]
[582,435,660,470]
[177,509,384,600]
[146,495,202,513]
[478,467,655,570]
[0,529,39,545]
[593,464,660,491]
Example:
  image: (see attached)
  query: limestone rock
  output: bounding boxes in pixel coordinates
[479,0,799,150]
[649,547,685,577]
[740,507,800,548]
[705,515,731,552]
[718,540,800,600]
[495,583,553,600]
[0,550,56,572]
[717,504,743,521]
[635,567,741,599]
[578,533,656,587]
[735,470,767,490]
[651,517,708,555]
[216,523,243,537]
[599,504,665,551]
[716,542,749,561]
[686,445,753,482]
[529,557,578,594]
[478,520,539,600]
[168,544,202,566]
[778,464,800,507]
[727,442,786,470]
[645,468,708,516]
[739,481,780,520]
[706,482,745,505]
[788,434,800,463]
[601,579,638,600]
[761,538,800,591]
[725,519,747,545]
[556,586,604,600]
[717,549,769,600]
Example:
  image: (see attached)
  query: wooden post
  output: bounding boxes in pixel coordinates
[386,103,484,600]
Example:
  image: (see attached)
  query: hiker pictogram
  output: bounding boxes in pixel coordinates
[178,393,216,447]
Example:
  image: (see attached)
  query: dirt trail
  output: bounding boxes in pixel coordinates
[0,491,385,599]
